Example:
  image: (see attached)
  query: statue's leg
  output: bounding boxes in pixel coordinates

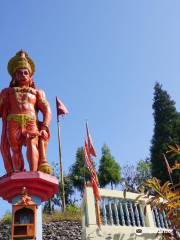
[11,145,24,171]
[25,120,39,171]
[1,123,14,174]
[26,136,39,171]
[7,121,24,172]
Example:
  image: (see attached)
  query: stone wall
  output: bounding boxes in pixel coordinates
[43,221,82,240]
[0,221,82,240]
[0,224,11,240]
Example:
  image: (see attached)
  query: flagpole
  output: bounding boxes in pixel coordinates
[83,155,87,188]
[95,200,102,227]
[57,116,66,212]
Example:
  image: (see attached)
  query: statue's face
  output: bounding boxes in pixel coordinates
[14,68,31,87]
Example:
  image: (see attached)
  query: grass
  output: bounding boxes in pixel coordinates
[0,206,82,224]
[43,206,82,223]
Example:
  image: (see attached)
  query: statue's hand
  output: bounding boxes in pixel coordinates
[40,129,49,141]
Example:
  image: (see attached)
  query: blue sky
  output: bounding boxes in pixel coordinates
[0,1,180,217]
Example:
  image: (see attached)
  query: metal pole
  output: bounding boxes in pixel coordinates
[57,118,66,212]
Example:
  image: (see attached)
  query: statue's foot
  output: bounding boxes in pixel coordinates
[38,162,52,174]
[14,170,22,173]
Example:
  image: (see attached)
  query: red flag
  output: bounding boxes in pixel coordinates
[91,175,101,201]
[56,97,69,117]
[84,139,100,201]
[84,140,95,174]
[163,154,172,174]
[86,122,96,157]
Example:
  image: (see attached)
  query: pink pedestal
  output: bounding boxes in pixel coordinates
[0,171,59,203]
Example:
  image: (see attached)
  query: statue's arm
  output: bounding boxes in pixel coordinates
[0,89,8,117]
[0,92,3,117]
[36,90,52,131]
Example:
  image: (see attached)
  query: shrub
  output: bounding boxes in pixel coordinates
[1,212,12,224]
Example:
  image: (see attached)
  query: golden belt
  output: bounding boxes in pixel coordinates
[7,114,36,128]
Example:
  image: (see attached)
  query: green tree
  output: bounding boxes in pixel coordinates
[98,144,121,189]
[52,162,75,206]
[43,163,74,213]
[59,174,75,205]
[136,158,151,186]
[69,147,91,193]
[121,164,137,192]
[43,199,54,214]
[150,82,180,183]
[121,159,151,192]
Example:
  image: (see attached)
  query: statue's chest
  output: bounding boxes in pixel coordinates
[12,88,36,105]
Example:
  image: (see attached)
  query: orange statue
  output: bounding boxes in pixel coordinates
[16,187,34,206]
[0,50,52,175]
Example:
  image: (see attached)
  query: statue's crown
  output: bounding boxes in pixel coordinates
[7,50,35,76]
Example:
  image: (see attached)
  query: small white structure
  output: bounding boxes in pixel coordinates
[81,186,172,240]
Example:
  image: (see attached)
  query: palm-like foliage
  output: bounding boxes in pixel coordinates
[139,145,180,239]
[166,144,180,157]
[144,178,180,229]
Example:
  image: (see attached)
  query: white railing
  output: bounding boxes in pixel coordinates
[81,186,172,240]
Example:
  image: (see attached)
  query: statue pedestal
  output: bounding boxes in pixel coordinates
[0,171,58,240]
[0,171,58,203]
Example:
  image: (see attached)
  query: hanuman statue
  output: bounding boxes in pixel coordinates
[0,50,52,175]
